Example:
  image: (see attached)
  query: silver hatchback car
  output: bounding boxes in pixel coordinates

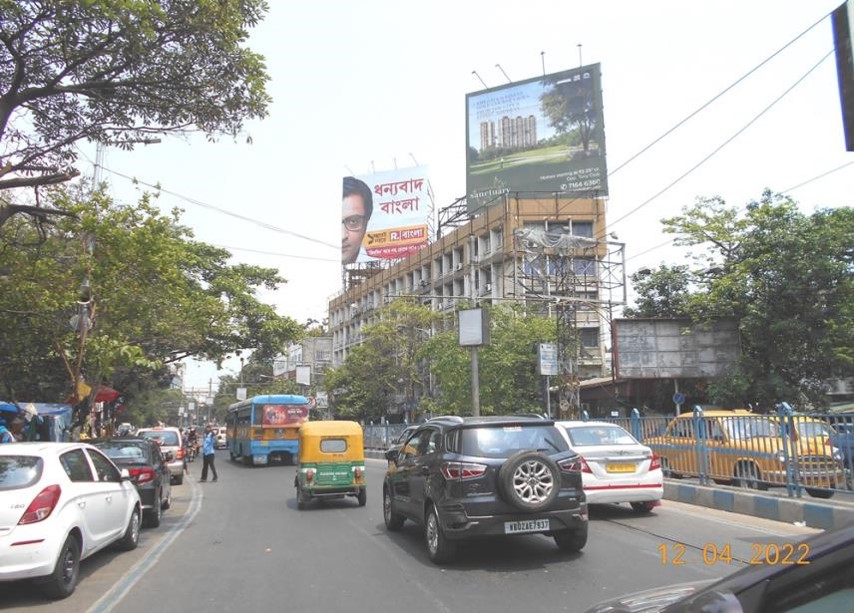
[136,427,184,485]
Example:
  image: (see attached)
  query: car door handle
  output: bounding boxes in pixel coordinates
[105,495,112,502]
[78,501,86,509]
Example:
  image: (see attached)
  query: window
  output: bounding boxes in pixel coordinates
[574,258,597,276]
[88,449,120,482]
[0,456,43,491]
[568,426,636,446]
[399,431,425,460]
[61,449,94,482]
[580,327,599,348]
[670,419,695,439]
[571,221,594,237]
[422,429,442,455]
[320,438,347,453]
[462,425,568,458]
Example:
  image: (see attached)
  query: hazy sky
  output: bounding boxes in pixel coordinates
[81,1,852,390]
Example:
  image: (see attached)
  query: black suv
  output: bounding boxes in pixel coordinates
[383,416,588,563]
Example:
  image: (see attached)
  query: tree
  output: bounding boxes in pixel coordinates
[662,190,854,408]
[0,187,302,410]
[624,264,693,318]
[0,0,270,220]
[539,76,597,154]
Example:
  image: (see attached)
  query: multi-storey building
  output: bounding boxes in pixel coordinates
[330,195,619,409]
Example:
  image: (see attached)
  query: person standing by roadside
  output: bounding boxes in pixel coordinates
[200,425,218,482]
[0,417,16,443]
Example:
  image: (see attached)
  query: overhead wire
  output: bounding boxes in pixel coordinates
[780,160,854,194]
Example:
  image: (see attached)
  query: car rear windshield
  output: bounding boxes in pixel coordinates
[566,425,637,446]
[139,430,179,446]
[0,456,44,491]
[94,442,149,461]
[461,425,568,458]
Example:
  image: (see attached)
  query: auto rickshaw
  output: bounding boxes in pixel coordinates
[294,420,366,510]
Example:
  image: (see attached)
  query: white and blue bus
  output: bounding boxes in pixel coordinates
[226,394,311,466]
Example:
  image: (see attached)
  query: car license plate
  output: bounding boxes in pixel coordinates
[504,519,550,534]
[606,463,636,473]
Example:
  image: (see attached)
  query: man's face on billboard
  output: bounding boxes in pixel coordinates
[342,193,368,265]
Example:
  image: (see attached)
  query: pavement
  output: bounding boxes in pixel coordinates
[365,448,854,530]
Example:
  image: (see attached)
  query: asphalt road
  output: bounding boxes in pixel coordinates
[5,452,820,613]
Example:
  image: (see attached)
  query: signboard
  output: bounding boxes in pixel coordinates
[537,342,559,376]
[459,308,491,347]
[342,166,431,266]
[236,387,247,401]
[613,318,740,379]
[296,365,311,386]
[272,355,288,377]
[833,0,854,150]
[465,63,607,215]
[261,404,309,426]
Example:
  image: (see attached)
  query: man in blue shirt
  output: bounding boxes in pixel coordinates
[0,417,15,443]
[200,425,218,482]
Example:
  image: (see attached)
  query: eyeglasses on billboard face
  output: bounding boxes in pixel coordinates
[342,215,366,231]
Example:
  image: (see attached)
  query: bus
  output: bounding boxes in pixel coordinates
[226,394,311,466]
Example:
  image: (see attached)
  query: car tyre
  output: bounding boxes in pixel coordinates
[173,473,184,486]
[116,508,141,551]
[144,492,162,528]
[498,450,560,512]
[733,462,767,491]
[43,534,80,600]
[383,487,405,531]
[357,488,367,507]
[425,505,456,564]
[630,501,657,514]
[161,488,172,510]
[660,457,681,479]
[805,488,834,499]
[554,528,587,553]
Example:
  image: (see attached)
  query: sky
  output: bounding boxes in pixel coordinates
[79,0,853,391]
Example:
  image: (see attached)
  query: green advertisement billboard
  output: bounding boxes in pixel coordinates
[465,63,608,215]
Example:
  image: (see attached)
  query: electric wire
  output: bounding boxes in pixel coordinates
[780,160,854,194]
[608,10,832,178]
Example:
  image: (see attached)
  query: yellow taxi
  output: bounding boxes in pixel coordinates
[645,410,844,498]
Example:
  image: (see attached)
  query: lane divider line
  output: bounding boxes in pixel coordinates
[87,478,204,613]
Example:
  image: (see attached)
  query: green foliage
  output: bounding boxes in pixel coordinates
[661,190,854,409]
[539,77,597,152]
[0,0,270,192]
[624,264,693,318]
[0,188,302,405]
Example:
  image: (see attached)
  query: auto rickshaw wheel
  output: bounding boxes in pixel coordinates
[357,488,367,506]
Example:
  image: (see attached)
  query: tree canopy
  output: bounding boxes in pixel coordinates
[631,190,854,409]
[0,0,270,201]
[0,187,302,406]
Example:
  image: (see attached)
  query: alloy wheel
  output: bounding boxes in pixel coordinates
[512,459,554,504]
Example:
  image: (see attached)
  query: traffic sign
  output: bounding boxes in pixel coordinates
[673,392,685,405]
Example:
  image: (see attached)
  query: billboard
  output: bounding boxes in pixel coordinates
[613,318,741,379]
[342,166,430,266]
[833,0,854,150]
[466,63,607,215]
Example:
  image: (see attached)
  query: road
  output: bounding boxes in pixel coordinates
[5,452,820,612]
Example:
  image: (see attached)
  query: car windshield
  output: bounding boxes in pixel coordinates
[462,425,568,458]
[797,421,836,438]
[139,430,179,446]
[566,425,637,446]
[0,456,43,491]
[721,417,780,439]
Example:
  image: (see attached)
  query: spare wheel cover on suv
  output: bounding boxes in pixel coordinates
[498,450,560,512]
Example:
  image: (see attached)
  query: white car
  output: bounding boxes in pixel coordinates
[556,420,663,513]
[0,442,142,599]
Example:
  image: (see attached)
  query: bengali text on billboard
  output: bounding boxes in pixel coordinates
[341,166,430,266]
[465,63,608,215]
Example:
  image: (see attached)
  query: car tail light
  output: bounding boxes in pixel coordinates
[176,448,185,459]
[306,469,315,484]
[129,467,157,485]
[649,453,661,471]
[441,462,486,480]
[19,484,61,525]
[559,457,591,474]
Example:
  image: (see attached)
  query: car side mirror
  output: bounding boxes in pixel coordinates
[385,448,399,462]
[120,468,132,481]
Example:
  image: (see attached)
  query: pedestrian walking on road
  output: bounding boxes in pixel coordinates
[200,425,218,482]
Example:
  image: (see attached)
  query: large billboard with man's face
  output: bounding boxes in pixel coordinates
[341,166,430,266]
[465,63,608,215]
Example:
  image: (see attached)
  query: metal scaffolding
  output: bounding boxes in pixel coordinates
[512,223,625,418]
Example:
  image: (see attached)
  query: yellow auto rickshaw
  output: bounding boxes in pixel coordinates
[294,421,366,510]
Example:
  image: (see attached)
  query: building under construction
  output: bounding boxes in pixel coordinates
[328,192,625,418]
